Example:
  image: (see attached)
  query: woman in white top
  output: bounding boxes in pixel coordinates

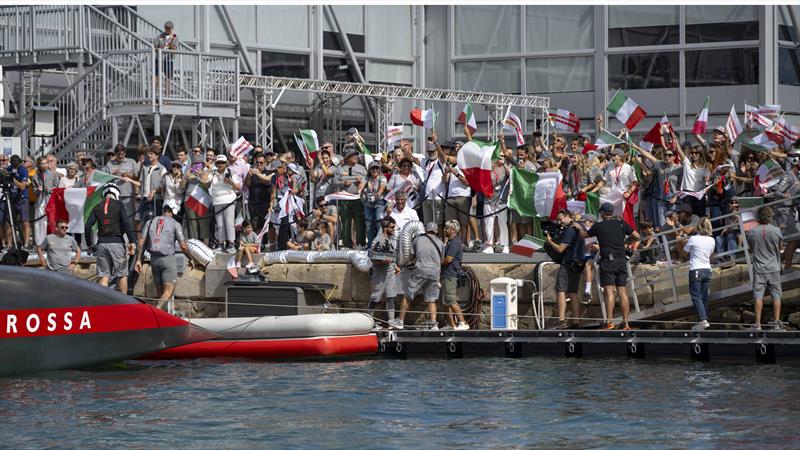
[162,161,185,203]
[675,143,711,216]
[682,217,716,330]
[58,162,80,188]
[205,154,242,252]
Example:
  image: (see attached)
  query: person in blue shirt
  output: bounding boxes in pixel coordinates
[1,155,31,248]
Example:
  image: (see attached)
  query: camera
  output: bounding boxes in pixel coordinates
[0,168,14,190]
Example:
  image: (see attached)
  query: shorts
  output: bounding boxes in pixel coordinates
[556,264,582,294]
[599,256,628,287]
[395,267,411,296]
[753,272,782,300]
[422,199,444,225]
[369,268,397,302]
[155,58,174,77]
[445,196,470,226]
[151,254,178,286]
[96,242,129,279]
[441,277,459,306]
[405,271,440,303]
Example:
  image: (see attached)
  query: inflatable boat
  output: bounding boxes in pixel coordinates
[0,266,217,377]
[143,313,378,360]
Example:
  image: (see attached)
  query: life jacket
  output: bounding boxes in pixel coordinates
[98,197,123,236]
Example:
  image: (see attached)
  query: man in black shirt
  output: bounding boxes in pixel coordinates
[576,202,639,330]
[546,209,585,328]
[245,153,273,237]
[85,184,137,294]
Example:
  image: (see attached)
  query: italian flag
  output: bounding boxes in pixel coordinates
[594,129,626,149]
[45,187,98,234]
[186,183,212,216]
[744,133,780,153]
[607,90,646,130]
[509,235,545,258]
[410,108,436,128]
[295,129,319,164]
[458,103,478,134]
[227,255,239,279]
[585,189,637,230]
[692,96,709,134]
[507,168,566,220]
[456,140,501,198]
[639,115,672,152]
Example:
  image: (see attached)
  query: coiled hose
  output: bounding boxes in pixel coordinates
[261,250,372,273]
[395,221,425,267]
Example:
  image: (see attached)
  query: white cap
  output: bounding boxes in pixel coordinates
[163,199,180,215]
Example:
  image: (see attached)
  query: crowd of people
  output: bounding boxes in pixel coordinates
[1,110,798,331]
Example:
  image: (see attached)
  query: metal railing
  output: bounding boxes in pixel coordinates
[623,192,800,309]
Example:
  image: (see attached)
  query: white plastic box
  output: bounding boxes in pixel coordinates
[489,277,519,330]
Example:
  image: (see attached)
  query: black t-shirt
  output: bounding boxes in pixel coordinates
[560,226,585,263]
[441,236,463,279]
[587,218,634,258]
[248,169,273,209]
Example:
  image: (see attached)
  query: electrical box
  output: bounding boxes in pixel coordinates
[490,277,519,330]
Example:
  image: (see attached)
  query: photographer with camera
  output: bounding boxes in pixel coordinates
[1,155,31,250]
[546,209,585,329]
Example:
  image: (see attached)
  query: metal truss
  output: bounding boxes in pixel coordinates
[240,75,550,109]
[375,97,395,152]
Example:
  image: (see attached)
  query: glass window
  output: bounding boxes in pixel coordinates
[685,48,759,87]
[526,57,592,93]
[261,52,310,79]
[323,57,365,83]
[608,6,678,47]
[455,6,520,55]
[526,6,593,52]
[779,47,800,86]
[685,6,758,43]
[323,6,365,52]
[366,6,411,58]
[138,6,195,39]
[608,52,679,89]
[455,60,521,94]
[367,62,412,86]
[209,6,255,44]
[257,6,309,48]
[778,6,799,42]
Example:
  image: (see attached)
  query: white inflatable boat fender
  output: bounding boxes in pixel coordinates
[187,239,214,267]
[396,220,425,267]
[190,312,375,339]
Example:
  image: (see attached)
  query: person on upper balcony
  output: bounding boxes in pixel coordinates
[155,21,179,97]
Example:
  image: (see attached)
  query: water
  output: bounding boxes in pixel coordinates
[1,358,798,449]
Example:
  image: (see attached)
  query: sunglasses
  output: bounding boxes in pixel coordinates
[215,162,226,165]
[58,226,69,230]
[665,153,674,157]
[192,150,201,153]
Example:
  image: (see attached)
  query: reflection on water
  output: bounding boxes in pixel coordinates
[1,358,798,448]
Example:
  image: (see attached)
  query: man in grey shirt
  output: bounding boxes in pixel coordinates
[396,222,444,330]
[333,147,367,248]
[36,219,81,274]
[135,199,189,310]
[746,206,784,330]
[104,144,139,216]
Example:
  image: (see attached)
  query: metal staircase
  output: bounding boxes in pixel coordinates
[0,5,239,159]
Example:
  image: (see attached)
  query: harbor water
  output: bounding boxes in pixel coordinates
[1,358,798,449]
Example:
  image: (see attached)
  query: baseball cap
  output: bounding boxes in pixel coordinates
[163,199,180,215]
[287,163,299,173]
[581,213,597,223]
[171,160,182,167]
[346,127,358,135]
[425,222,438,233]
[681,141,692,148]
[713,126,726,134]
[537,150,553,161]
[268,160,283,171]
[164,21,174,28]
[368,160,381,170]
[454,140,465,147]
[599,202,614,214]
[611,148,625,156]
[215,154,228,163]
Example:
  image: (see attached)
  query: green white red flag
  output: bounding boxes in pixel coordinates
[456,140,501,198]
[606,90,646,130]
[508,168,566,220]
[410,108,436,128]
[744,133,781,153]
[692,96,709,134]
[509,235,545,258]
[45,186,97,234]
[186,183,212,216]
[639,115,672,152]
[458,103,477,134]
[594,129,626,149]
[754,159,784,191]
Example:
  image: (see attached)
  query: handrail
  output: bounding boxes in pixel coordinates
[45,58,104,106]
[84,5,152,52]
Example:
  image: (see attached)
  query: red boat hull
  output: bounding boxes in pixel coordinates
[145,334,378,360]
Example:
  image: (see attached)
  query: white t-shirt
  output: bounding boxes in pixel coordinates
[604,163,636,193]
[390,205,419,233]
[447,166,471,197]
[683,235,715,270]
[210,168,242,206]
[681,158,709,192]
[421,157,445,199]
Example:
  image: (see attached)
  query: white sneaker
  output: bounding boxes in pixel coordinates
[390,319,404,330]
[692,320,710,331]
[440,325,453,331]
[502,246,510,254]
[429,323,439,330]
[455,322,470,331]
[481,246,494,254]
